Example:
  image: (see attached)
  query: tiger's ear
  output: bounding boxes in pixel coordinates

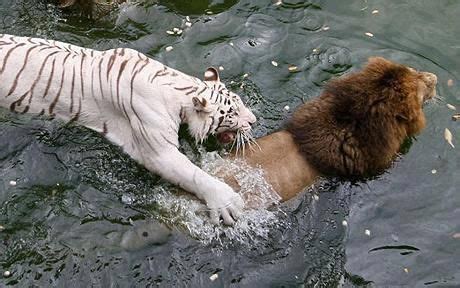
[192,97,211,112]
[204,67,220,82]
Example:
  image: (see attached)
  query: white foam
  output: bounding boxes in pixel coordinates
[122,150,285,246]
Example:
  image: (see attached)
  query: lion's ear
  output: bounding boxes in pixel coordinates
[204,67,220,82]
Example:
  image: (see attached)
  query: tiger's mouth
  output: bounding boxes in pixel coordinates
[217,131,236,144]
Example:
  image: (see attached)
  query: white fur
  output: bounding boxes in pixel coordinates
[0,34,257,225]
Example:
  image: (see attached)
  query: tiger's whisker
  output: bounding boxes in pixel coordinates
[242,131,255,152]
[235,130,240,156]
[248,132,261,151]
[240,131,245,156]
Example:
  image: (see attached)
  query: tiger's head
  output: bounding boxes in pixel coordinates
[186,68,256,147]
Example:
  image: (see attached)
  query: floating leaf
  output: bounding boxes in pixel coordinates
[288,65,298,72]
[447,104,456,110]
[444,128,455,148]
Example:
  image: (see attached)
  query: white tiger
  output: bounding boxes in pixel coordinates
[0,34,257,225]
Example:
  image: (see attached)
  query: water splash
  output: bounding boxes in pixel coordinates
[121,150,286,246]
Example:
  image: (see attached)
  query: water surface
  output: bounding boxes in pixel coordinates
[0,0,459,286]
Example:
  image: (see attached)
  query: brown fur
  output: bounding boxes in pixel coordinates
[286,57,436,177]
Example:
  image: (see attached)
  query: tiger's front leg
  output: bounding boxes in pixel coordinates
[145,147,244,225]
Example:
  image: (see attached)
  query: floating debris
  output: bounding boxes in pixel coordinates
[229,42,234,46]
[283,105,290,111]
[3,271,11,277]
[444,128,455,148]
[372,9,379,14]
[313,194,319,201]
[431,169,437,174]
[273,0,282,6]
[206,10,213,15]
[185,22,192,27]
[186,16,190,22]
[166,30,174,35]
[447,104,456,110]
[242,73,249,78]
[0,225,4,231]
[218,66,224,71]
[9,180,17,186]
[360,0,368,11]
[365,32,374,37]
[365,229,371,236]
[323,26,330,31]
[404,268,409,274]
[271,60,278,67]
[342,220,348,227]
[172,27,180,32]
[209,273,219,281]
[165,46,173,52]
[288,65,298,72]
[176,29,183,35]
[453,113,460,121]
[312,48,318,53]
[453,233,460,239]
[447,79,454,87]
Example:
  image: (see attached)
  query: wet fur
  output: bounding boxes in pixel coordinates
[286,57,435,177]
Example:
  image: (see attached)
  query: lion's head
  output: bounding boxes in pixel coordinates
[287,57,437,177]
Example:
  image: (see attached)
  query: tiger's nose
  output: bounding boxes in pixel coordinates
[247,111,257,125]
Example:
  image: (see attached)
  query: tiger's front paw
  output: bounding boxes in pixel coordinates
[205,185,244,226]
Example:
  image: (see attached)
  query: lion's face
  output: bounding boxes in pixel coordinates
[390,61,438,136]
[415,70,437,103]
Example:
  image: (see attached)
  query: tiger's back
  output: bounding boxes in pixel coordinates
[1,34,157,134]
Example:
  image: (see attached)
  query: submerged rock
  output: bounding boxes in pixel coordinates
[54,0,126,19]
[120,220,171,251]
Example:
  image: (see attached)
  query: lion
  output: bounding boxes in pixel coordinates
[221,57,437,202]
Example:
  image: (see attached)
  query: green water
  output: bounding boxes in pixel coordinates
[0,0,459,287]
